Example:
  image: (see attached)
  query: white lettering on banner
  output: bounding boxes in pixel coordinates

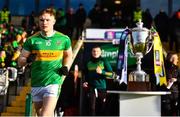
[101,50,118,59]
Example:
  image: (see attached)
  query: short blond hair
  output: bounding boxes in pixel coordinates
[39,7,56,17]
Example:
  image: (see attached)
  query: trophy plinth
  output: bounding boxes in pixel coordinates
[128,20,152,91]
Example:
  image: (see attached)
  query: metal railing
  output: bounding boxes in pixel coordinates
[0,68,9,95]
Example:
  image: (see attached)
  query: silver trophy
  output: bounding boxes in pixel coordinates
[128,20,153,84]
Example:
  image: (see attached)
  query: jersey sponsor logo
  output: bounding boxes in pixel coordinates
[35,41,42,45]
[32,50,63,61]
[56,40,61,46]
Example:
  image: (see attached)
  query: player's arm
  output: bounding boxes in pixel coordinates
[63,47,73,70]
[18,49,31,67]
[100,59,113,77]
[59,47,73,76]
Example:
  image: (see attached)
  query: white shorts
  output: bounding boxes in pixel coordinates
[31,84,61,102]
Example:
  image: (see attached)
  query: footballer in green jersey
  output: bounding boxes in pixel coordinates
[18,7,72,116]
[23,31,71,87]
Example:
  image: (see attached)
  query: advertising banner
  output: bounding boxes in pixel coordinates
[83,28,136,71]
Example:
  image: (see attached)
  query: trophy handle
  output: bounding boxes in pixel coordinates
[145,32,153,55]
[128,31,136,56]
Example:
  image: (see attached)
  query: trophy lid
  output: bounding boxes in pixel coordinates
[132,20,149,32]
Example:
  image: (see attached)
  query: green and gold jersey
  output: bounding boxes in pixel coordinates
[86,58,113,89]
[23,31,71,87]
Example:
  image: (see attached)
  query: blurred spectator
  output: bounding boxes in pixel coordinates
[0,6,11,24]
[88,4,101,28]
[21,11,36,33]
[28,11,36,30]
[0,50,6,67]
[83,17,91,29]
[162,52,180,116]
[66,8,75,39]
[112,10,123,28]
[75,3,87,39]
[28,24,39,36]
[142,8,153,29]
[154,9,169,42]
[54,8,67,34]
[0,23,9,47]
[133,6,142,26]
[21,16,29,30]
[169,9,180,52]
[101,8,112,28]
[0,23,27,68]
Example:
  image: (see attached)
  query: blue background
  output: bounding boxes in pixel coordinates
[0,0,96,16]
[0,0,179,16]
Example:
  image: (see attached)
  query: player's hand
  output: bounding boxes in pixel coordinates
[83,82,88,88]
[96,66,102,74]
[27,54,37,63]
[59,66,69,76]
[112,72,120,82]
[170,78,177,82]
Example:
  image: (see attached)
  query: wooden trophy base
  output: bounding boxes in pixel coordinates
[127,81,151,91]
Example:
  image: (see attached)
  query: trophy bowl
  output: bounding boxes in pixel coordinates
[131,22,150,54]
[128,20,153,91]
